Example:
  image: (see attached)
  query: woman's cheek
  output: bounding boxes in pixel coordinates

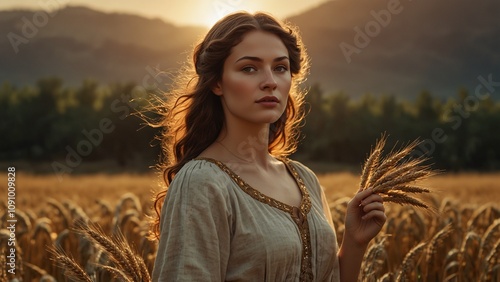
[230,75,256,97]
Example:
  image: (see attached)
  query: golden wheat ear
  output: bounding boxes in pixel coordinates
[50,219,152,282]
[360,135,439,210]
[73,220,152,282]
[359,134,387,191]
[49,246,93,282]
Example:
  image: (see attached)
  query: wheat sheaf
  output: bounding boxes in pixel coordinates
[359,135,437,209]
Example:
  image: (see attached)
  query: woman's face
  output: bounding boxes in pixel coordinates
[213,30,291,127]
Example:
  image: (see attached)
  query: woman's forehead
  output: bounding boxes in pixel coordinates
[228,30,288,62]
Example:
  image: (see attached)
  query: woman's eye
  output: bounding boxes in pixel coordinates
[275,65,288,72]
[242,66,257,73]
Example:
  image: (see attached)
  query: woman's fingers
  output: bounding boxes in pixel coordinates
[358,191,385,220]
[362,201,385,213]
[361,210,387,222]
[351,188,374,207]
[361,193,384,206]
[359,193,384,207]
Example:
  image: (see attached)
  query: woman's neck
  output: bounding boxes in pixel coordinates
[216,122,272,168]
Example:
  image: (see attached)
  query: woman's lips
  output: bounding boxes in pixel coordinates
[256,96,279,107]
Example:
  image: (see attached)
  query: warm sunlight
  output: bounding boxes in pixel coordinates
[0,0,330,26]
[202,0,256,27]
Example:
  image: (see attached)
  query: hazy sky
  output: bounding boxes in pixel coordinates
[0,0,330,26]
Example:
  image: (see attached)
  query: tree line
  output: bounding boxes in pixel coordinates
[1,78,499,172]
[300,84,500,171]
[0,77,159,173]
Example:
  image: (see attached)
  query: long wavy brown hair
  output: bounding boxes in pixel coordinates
[150,11,310,238]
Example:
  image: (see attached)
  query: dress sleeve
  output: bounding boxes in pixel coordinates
[152,161,231,281]
[319,185,336,231]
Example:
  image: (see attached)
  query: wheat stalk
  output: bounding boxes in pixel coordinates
[96,265,133,282]
[361,237,387,277]
[396,242,427,282]
[379,272,394,282]
[74,220,152,282]
[478,219,500,262]
[426,224,454,262]
[460,231,482,277]
[425,224,454,280]
[50,219,152,282]
[360,136,437,209]
[481,238,500,281]
[359,134,386,190]
[49,247,93,282]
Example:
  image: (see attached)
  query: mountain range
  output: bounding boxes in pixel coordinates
[1,0,499,98]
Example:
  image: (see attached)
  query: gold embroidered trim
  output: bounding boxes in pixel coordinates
[194,157,314,281]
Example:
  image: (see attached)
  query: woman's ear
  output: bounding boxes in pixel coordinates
[212,82,223,96]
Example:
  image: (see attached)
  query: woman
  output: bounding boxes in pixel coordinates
[151,11,386,281]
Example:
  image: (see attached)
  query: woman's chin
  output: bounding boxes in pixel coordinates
[259,115,283,125]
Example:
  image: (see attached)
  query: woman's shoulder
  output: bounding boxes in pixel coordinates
[170,158,232,190]
[177,157,223,175]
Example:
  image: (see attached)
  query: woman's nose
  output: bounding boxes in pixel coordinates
[260,69,277,91]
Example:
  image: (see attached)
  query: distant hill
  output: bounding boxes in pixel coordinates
[1,1,499,98]
[288,0,500,98]
[0,6,207,89]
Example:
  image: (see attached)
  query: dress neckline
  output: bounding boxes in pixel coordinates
[194,157,312,219]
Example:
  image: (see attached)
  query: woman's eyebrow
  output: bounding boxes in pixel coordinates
[235,56,289,63]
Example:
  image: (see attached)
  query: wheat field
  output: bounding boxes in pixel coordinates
[1,171,500,281]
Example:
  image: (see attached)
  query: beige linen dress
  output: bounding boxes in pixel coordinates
[152,158,340,281]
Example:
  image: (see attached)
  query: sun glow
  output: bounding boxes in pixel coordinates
[203,0,256,27]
